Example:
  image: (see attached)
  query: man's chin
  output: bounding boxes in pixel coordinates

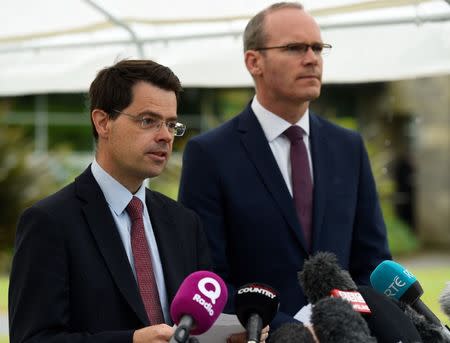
[297,90,321,103]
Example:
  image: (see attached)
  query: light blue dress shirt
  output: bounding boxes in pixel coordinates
[91,159,169,323]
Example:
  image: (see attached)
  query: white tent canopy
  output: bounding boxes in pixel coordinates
[1,0,449,95]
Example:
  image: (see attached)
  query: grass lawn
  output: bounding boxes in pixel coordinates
[0,265,448,341]
[410,267,450,326]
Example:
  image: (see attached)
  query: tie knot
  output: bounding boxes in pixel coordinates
[283,126,305,143]
[126,196,143,221]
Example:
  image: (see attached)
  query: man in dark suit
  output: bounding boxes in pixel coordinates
[9,60,211,342]
[179,2,391,329]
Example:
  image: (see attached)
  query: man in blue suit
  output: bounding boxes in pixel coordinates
[179,2,391,329]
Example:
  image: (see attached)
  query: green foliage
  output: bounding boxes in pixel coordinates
[329,116,419,256]
[149,155,182,200]
[0,122,62,267]
[385,208,420,256]
[48,125,93,151]
[0,277,7,314]
[409,267,450,326]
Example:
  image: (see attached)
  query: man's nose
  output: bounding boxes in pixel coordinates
[154,121,173,142]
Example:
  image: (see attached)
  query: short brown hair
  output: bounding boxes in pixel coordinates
[243,2,304,52]
[88,59,182,140]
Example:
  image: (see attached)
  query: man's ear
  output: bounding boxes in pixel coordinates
[244,50,263,77]
[91,109,110,139]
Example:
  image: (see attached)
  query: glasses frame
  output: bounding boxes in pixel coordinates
[112,109,186,137]
[254,42,332,56]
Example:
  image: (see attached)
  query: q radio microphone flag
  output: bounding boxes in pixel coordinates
[371,260,450,340]
[169,271,228,343]
[235,283,280,343]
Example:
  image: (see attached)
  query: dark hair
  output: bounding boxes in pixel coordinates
[243,2,304,52]
[88,59,182,140]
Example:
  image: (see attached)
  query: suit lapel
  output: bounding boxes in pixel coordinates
[309,113,331,252]
[237,107,309,253]
[75,167,149,325]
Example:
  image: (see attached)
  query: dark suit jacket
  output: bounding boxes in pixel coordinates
[9,166,211,343]
[179,105,391,328]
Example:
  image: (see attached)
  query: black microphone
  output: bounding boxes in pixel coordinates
[298,252,423,343]
[269,322,315,343]
[371,260,450,341]
[298,251,357,304]
[269,297,376,343]
[312,296,376,343]
[398,301,449,343]
[235,283,280,343]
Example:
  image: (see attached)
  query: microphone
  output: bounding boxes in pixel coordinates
[370,260,443,325]
[298,251,357,304]
[270,297,376,343]
[371,260,450,340]
[299,252,423,343]
[269,322,316,343]
[235,283,280,343]
[399,301,449,343]
[312,297,376,343]
[169,271,228,343]
[439,282,450,320]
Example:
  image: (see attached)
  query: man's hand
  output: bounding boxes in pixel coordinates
[133,324,174,343]
[227,325,270,343]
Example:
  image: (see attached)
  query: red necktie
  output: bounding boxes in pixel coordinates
[284,126,313,250]
[126,196,164,324]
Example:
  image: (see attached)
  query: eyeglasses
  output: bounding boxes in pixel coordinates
[254,42,332,57]
[113,110,186,137]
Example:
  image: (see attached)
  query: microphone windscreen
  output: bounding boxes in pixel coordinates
[298,251,357,304]
[439,282,450,319]
[400,303,447,343]
[170,271,228,335]
[235,283,279,327]
[311,297,376,343]
[358,285,422,343]
[268,322,315,343]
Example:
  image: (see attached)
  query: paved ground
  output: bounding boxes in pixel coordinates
[1,253,449,336]
[0,315,5,337]
[398,252,450,269]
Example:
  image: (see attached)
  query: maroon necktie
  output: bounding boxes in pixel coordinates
[284,126,313,250]
[126,196,164,324]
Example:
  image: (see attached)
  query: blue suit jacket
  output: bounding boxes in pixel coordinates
[179,105,391,328]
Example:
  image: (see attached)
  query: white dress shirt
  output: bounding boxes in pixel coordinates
[91,159,170,323]
[251,96,314,196]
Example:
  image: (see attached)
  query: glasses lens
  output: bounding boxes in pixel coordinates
[174,123,186,136]
[285,43,309,54]
[311,44,324,54]
[321,44,331,56]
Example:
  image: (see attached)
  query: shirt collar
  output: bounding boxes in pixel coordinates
[251,96,310,142]
[91,158,146,216]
